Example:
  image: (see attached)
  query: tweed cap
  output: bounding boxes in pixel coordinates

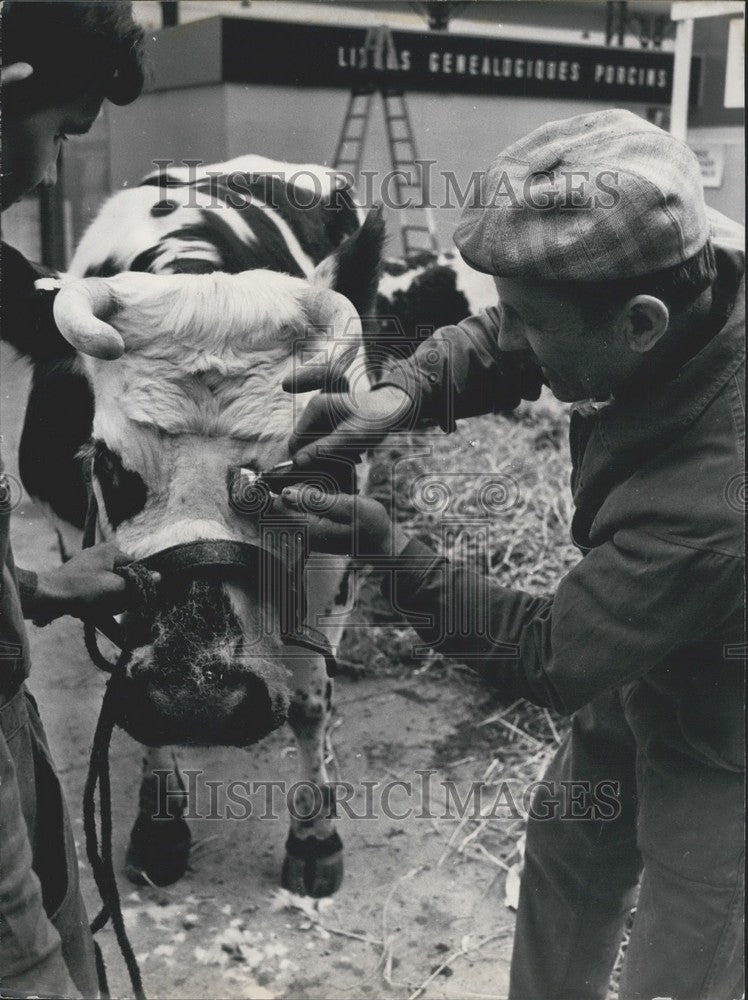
[454,109,710,282]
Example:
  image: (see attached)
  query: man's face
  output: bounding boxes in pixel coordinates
[1,90,102,209]
[493,276,636,402]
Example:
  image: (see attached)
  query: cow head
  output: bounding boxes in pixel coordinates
[53,222,382,747]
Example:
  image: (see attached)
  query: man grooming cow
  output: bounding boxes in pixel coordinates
[1,3,145,993]
[268,112,746,999]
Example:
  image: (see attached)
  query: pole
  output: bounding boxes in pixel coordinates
[160,2,179,28]
[670,16,693,140]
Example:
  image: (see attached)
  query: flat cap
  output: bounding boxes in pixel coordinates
[454,109,710,282]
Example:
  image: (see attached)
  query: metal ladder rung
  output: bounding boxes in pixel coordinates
[332,24,440,256]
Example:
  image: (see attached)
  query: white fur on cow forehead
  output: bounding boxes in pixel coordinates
[82,269,313,355]
[80,269,336,438]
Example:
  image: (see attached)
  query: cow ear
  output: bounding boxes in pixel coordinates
[311,206,385,317]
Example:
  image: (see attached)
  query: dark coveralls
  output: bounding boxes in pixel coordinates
[380,233,745,999]
[1,243,98,997]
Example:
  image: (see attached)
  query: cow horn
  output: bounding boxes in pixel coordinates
[53,278,125,359]
[303,287,362,340]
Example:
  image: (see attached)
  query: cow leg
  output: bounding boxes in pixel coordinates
[281,653,342,898]
[124,746,192,887]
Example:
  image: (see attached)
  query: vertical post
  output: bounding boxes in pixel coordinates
[671,16,694,140]
[617,1,627,45]
[160,1,179,28]
[38,153,67,270]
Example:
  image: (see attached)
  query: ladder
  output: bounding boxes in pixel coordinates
[333,25,440,260]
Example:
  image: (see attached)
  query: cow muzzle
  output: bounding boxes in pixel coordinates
[95,541,330,748]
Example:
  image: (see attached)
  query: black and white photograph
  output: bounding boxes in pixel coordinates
[1,2,745,998]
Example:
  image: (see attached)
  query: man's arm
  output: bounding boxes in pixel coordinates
[374,307,544,431]
[386,529,742,714]
[286,308,544,464]
[16,544,134,624]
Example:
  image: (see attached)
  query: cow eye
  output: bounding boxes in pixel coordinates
[92,440,147,528]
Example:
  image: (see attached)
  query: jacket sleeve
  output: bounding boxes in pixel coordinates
[385,530,743,715]
[373,307,545,431]
[0,242,71,362]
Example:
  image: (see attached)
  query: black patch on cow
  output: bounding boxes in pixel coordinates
[19,359,93,529]
[136,170,360,267]
[322,185,362,248]
[89,439,148,529]
[128,245,163,273]
[225,202,305,275]
[82,256,125,278]
[150,199,179,218]
[0,244,74,361]
[328,207,385,318]
[203,172,360,263]
[141,208,303,277]
[139,172,187,188]
[375,265,471,362]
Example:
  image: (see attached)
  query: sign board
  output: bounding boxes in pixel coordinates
[220,18,700,105]
[670,1,745,21]
[691,143,725,187]
[724,17,744,108]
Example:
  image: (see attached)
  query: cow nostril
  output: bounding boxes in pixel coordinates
[151,199,179,218]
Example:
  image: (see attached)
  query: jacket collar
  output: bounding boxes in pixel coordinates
[596,246,745,465]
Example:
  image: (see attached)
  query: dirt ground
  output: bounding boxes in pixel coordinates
[3,348,520,999]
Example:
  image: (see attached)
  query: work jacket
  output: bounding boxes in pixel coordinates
[382,227,745,772]
[0,242,66,697]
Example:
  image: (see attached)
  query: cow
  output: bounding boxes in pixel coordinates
[12,155,496,896]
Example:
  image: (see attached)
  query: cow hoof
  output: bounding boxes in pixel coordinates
[124,772,192,886]
[124,810,192,886]
[282,831,344,898]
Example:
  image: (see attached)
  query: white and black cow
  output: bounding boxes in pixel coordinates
[14,155,494,896]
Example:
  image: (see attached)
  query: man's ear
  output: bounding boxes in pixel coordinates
[621,295,669,353]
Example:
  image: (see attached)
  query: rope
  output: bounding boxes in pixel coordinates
[80,478,149,998]
[83,663,147,1000]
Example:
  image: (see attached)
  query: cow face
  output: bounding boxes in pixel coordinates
[55,267,367,746]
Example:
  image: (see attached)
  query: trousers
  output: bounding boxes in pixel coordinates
[509,688,744,1000]
[0,686,97,998]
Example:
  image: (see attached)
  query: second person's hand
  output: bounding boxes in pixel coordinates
[267,488,409,558]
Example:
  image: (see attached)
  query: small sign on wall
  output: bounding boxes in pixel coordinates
[724,17,744,109]
[691,144,726,188]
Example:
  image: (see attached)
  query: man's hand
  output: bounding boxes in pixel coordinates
[0,62,34,86]
[285,376,415,468]
[268,488,408,558]
[31,543,134,624]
